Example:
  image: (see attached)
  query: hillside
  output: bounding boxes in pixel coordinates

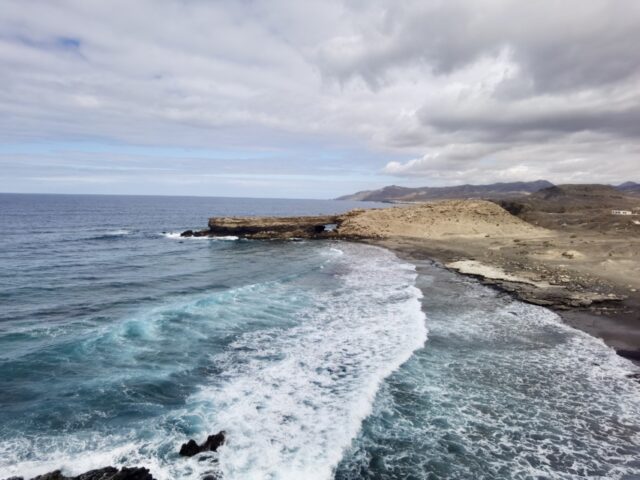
[617,181,640,195]
[337,199,548,239]
[497,184,640,233]
[337,180,554,202]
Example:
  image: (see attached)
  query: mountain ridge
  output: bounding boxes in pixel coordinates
[337,180,640,202]
[336,180,554,202]
[617,181,640,195]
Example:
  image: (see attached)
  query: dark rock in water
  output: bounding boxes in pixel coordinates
[179,431,226,457]
[617,349,640,361]
[103,467,154,480]
[179,439,201,457]
[32,471,67,480]
[180,229,213,237]
[6,467,155,480]
[627,373,640,384]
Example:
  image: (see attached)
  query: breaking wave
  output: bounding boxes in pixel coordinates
[0,243,426,480]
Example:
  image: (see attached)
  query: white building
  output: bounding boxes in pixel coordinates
[611,209,633,215]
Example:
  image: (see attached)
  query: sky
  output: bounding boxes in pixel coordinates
[1,0,639,198]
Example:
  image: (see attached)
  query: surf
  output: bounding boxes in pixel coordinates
[0,242,426,480]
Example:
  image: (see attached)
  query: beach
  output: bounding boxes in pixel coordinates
[373,232,640,361]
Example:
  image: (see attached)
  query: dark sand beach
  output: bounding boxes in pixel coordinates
[372,235,640,362]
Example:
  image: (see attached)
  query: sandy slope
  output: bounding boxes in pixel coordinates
[338,199,549,239]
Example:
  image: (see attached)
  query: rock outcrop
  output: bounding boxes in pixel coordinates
[617,349,640,361]
[205,215,343,239]
[5,432,228,480]
[445,259,626,310]
[5,467,154,480]
[179,431,226,457]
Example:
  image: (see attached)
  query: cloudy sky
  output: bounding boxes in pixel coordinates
[1,0,639,198]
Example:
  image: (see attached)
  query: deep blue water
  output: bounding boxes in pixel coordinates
[1,193,640,480]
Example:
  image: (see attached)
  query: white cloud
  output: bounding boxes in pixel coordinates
[0,0,639,195]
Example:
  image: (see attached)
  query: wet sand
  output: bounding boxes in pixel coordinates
[368,233,640,361]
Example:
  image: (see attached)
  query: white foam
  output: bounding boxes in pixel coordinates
[192,243,427,480]
[336,268,640,479]
[161,232,182,239]
[0,243,425,480]
[161,232,239,241]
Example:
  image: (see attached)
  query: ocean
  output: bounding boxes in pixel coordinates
[1,193,639,480]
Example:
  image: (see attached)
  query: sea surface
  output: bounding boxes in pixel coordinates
[1,193,639,480]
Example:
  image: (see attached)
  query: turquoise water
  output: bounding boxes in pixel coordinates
[1,194,639,480]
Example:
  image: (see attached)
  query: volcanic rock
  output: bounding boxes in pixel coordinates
[3,467,155,480]
[179,431,226,457]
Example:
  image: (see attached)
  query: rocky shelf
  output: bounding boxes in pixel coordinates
[181,211,364,240]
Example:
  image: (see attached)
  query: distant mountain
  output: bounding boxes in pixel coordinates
[528,184,629,205]
[616,181,640,195]
[496,184,640,232]
[336,180,554,202]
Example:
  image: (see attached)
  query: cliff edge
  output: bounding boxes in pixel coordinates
[182,200,548,240]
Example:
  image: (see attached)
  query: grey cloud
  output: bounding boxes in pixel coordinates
[422,103,640,141]
[320,0,640,94]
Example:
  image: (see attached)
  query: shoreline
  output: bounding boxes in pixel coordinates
[366,237,640,365]
[187,199,640,363]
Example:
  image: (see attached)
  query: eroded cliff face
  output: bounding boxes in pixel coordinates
[207,214,342,239]
[181,210,368,239]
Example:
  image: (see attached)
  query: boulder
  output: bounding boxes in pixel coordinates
[617,349,640,361]
[179,431,226,457]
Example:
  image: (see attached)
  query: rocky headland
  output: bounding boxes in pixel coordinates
[182,199,543,240]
